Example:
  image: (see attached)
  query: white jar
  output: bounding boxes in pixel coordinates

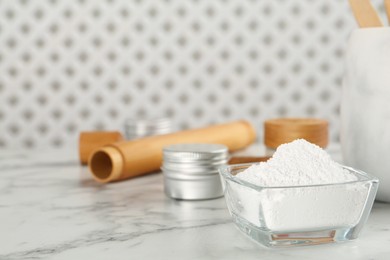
[341,28,390,202]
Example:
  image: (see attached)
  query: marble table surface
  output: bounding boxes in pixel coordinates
[1,145,389,260]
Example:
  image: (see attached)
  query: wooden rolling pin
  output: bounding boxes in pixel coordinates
[79,131,124,165]
[89,121,256,183]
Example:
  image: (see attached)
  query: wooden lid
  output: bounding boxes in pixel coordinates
[264,118,328,149]
[79,131,123,164]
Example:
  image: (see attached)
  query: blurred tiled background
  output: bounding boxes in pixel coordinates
[0,0,386,149]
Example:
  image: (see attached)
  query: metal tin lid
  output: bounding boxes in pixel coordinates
[163,143,228,161]
[162,161,228,175]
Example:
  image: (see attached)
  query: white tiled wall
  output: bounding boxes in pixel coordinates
[0,0,386,149]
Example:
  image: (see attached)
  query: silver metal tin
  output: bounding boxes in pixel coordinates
[124,117,173,140]
[162,162,228,174]
[164,174,224,200]
[162,169,219,180]
[162,143,228,200]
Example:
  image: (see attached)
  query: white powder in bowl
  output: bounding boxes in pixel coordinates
[232,139,369,231]
[237,139,357,187]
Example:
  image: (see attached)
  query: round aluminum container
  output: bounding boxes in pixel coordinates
[164,174,224,200]
[162,161,228,175]
[124,117,173,140]
[162,143,228,200]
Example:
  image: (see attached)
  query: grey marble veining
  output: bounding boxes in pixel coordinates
[0,146,389,260]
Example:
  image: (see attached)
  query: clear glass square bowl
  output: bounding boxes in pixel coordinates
[219,163,379,247]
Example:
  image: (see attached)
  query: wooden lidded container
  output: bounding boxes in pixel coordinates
[264,118,328,150]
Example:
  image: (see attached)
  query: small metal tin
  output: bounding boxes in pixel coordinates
[162,143,228,200]
[164,174,224,200]
[124,117,173,140]
[162,162,228,174]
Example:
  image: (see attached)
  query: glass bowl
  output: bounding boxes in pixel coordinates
[219,163,379,247]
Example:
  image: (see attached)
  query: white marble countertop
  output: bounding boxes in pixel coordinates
[1,145,389,259]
